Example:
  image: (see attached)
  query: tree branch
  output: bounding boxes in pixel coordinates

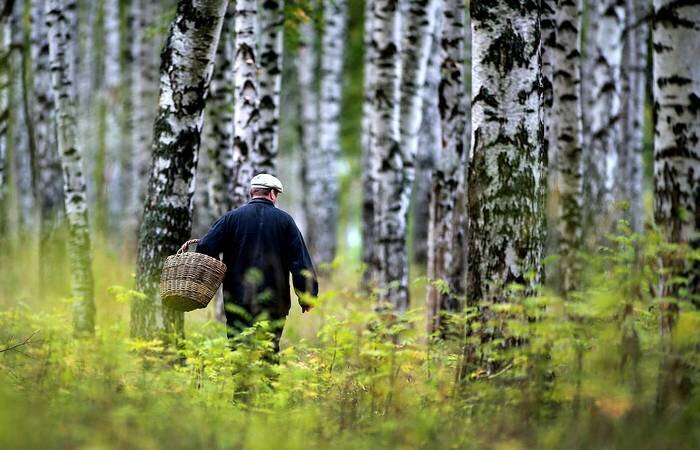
[0,330,39,354]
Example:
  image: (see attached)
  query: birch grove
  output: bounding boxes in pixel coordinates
[132,0,228,339]
[47,0,96,335]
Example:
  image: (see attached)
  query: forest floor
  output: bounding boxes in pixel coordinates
[0,232,699,450]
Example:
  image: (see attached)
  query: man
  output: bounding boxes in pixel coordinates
[197,174,318,353]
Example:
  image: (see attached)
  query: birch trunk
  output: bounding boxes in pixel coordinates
[618,0,647,232]
[230,0,259,208]
[205,5,235,220]
[427,0,469,334]
[468,1,544,303]
[132,0,228,339]
[297,12,318,254]
[307,0,347,264]
[32,0,66,291]
[398,0,436,270]
[127,0,161,232]
[361,0,377,287]
[204,5,235,325]
[552,0,584,293]
[103,0,124,231]
[257,0,284,173]
[47,0,96,335]
[371,0,406,310]
[11,1,35,229]
[583,0,625,237]
[0,2,10,231]
[653,0,700,412]
[412,3,442,267]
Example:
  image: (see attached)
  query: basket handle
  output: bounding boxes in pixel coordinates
[177,239,200,255]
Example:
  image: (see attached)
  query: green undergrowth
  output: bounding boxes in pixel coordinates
[0,225,699,450]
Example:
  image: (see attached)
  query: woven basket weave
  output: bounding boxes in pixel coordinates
[160,239,227,312]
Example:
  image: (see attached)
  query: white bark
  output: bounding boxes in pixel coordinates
[104,0,124,231]
[652,0,700,411]
[361,0,376,286]
[297,12,319,256]
[231,0,259,208]
[427,0,468,334]
[653,0,700,294]
[133,0,228,339]
[583,0,625,235]
[399,0,437,178]
[257,0,284,173]
[468,1,544,303]
[412,3,442,266]
[205,5,235,220]
[371,0,405,310]
[618,0,647,232]
[32,0,65,279]
[552,0,584,293]
[0,4,10,225]
[127,0,161,231]
[308,0,347,264]
[47,0,96,335]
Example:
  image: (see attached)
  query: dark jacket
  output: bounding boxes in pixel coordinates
[196,198,318,317]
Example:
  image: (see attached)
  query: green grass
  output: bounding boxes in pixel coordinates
[0,226,699,450]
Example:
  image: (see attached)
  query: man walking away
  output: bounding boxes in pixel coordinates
[197,174,318,355]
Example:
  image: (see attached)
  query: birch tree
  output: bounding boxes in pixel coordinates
[103,0,124,231]
[47,0,96,335]
[618,0,648,232]
[652,0,700,411]
[412,8,442,266]
[361,0,377,287]
[132,0,228,339]
[0,1,11,231]
[468,1,544,303]
[205,5,235,220]
[297,11,319,251]
[427,0,469,334]
[551,0,584,293]
[583,0,625,236]
[306,0,347,264]
[396,0,436,271]
[371,0,406,310]
[31,0,65,289]
[230,0,259,208]
[128,0,162,230]
[257,0,284,174]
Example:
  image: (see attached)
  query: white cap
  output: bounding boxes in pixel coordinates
[250,173,284,193]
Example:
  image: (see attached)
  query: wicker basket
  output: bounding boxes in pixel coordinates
[160,239,227,312]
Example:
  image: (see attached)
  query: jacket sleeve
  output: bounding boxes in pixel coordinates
[196,214,228,259]
[287,219,319,305]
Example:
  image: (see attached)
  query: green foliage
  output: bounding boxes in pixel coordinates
[0,230,699,450]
